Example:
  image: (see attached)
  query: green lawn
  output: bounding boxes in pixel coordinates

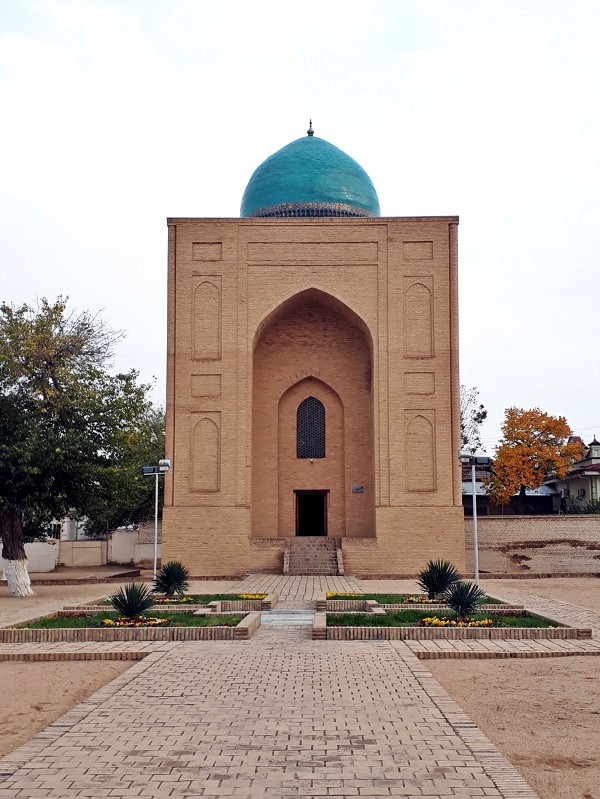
[326,610,557,628]
[18,613,245,629]
[327,593,502,605]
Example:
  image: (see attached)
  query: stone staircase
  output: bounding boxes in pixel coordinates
[285,537,342,576]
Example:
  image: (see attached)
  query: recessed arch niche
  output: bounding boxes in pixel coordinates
[251,289,375,538]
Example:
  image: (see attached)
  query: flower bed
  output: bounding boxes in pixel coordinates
[327,610,556,628]
[0,612,261,642]
[153,593,267,605]
[313,610,592,641]
[69,593,277,613]
[420,616,494,628]
[319,593,516,614]
[101,616,171,628]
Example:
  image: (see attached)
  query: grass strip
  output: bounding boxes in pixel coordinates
[326,610,557,628]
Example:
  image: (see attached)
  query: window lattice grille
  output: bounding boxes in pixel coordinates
[297,397,325,459]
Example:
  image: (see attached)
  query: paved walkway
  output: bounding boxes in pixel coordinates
[5,575,600,798]
[0,636,539,798]
[234,574,362,608]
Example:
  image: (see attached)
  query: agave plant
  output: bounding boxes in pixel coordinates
[443,580,485,622]
[417,559,461,600]
[153,561,190,598]
[110,582,155,618]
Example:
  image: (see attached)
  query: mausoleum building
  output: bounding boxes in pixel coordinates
[162,125,464,576]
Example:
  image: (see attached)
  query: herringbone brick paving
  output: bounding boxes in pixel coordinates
[5,575,599,798]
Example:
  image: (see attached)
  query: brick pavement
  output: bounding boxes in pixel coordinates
[234,574,362,608]
[402,637,600,659]
[0,632,540,798]
[6,575,600,798]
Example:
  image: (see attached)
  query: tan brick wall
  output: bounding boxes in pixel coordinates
[163,217,464,576]
[465,515,600,574]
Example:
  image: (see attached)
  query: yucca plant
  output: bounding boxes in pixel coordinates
[443,580,485,622]
[417,559,461,600]
[153,561,190,598]
[110,583,155,618]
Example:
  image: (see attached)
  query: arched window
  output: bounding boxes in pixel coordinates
[297,397,325,458]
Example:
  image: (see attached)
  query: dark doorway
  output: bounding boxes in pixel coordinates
[295,491,328,536]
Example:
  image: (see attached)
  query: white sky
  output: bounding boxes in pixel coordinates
[1,0,599,451]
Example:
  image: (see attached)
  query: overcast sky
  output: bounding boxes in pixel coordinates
[1,0,599,451]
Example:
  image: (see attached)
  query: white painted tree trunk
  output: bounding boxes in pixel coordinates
[2,558,34,597]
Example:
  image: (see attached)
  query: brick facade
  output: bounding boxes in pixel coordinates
[162,217,464,576]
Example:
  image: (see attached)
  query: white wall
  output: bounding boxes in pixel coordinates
[109,530,137,564]
[23,541,59,572]
[108,530,160,567]
[59,540,107,567]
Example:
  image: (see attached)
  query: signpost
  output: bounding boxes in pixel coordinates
[458,452,492,586]
[141,459,171,581]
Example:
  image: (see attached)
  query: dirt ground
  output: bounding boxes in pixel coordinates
[0,660,132,757]
[428,656,600,799]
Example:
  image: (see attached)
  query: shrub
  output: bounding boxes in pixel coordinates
[153,561,190,598]
[417,560,461,599]
[110,583,155,618]
[443,580,485,621]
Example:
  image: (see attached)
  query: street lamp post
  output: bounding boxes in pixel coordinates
[142,459,171,581]
[459,452,492,586]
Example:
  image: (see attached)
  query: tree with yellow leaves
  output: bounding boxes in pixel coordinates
[485,408,585,514]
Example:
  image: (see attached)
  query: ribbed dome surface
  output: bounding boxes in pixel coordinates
[240,134,380,218]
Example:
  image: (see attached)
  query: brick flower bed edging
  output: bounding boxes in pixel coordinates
[414,649,600,660]
[0,612,261,643]
[58,607,213,616]
[312,613,592,641]
[323,599,386,614]
[379,603,526,615]
[0,651,149,662]
[320,598,524,614]
[207,595,277,612]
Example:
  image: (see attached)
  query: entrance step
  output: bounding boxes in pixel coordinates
[261,610,314,626]
[286,537,341,576]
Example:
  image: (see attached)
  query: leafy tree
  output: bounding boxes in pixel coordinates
[485,408,585,515]
[0,297,162,596]
[82,402,165,535]
[460,385,487,453]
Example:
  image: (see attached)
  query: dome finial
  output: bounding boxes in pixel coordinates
[307,119,314,137]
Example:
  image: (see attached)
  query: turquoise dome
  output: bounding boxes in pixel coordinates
[240,132,380,218]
